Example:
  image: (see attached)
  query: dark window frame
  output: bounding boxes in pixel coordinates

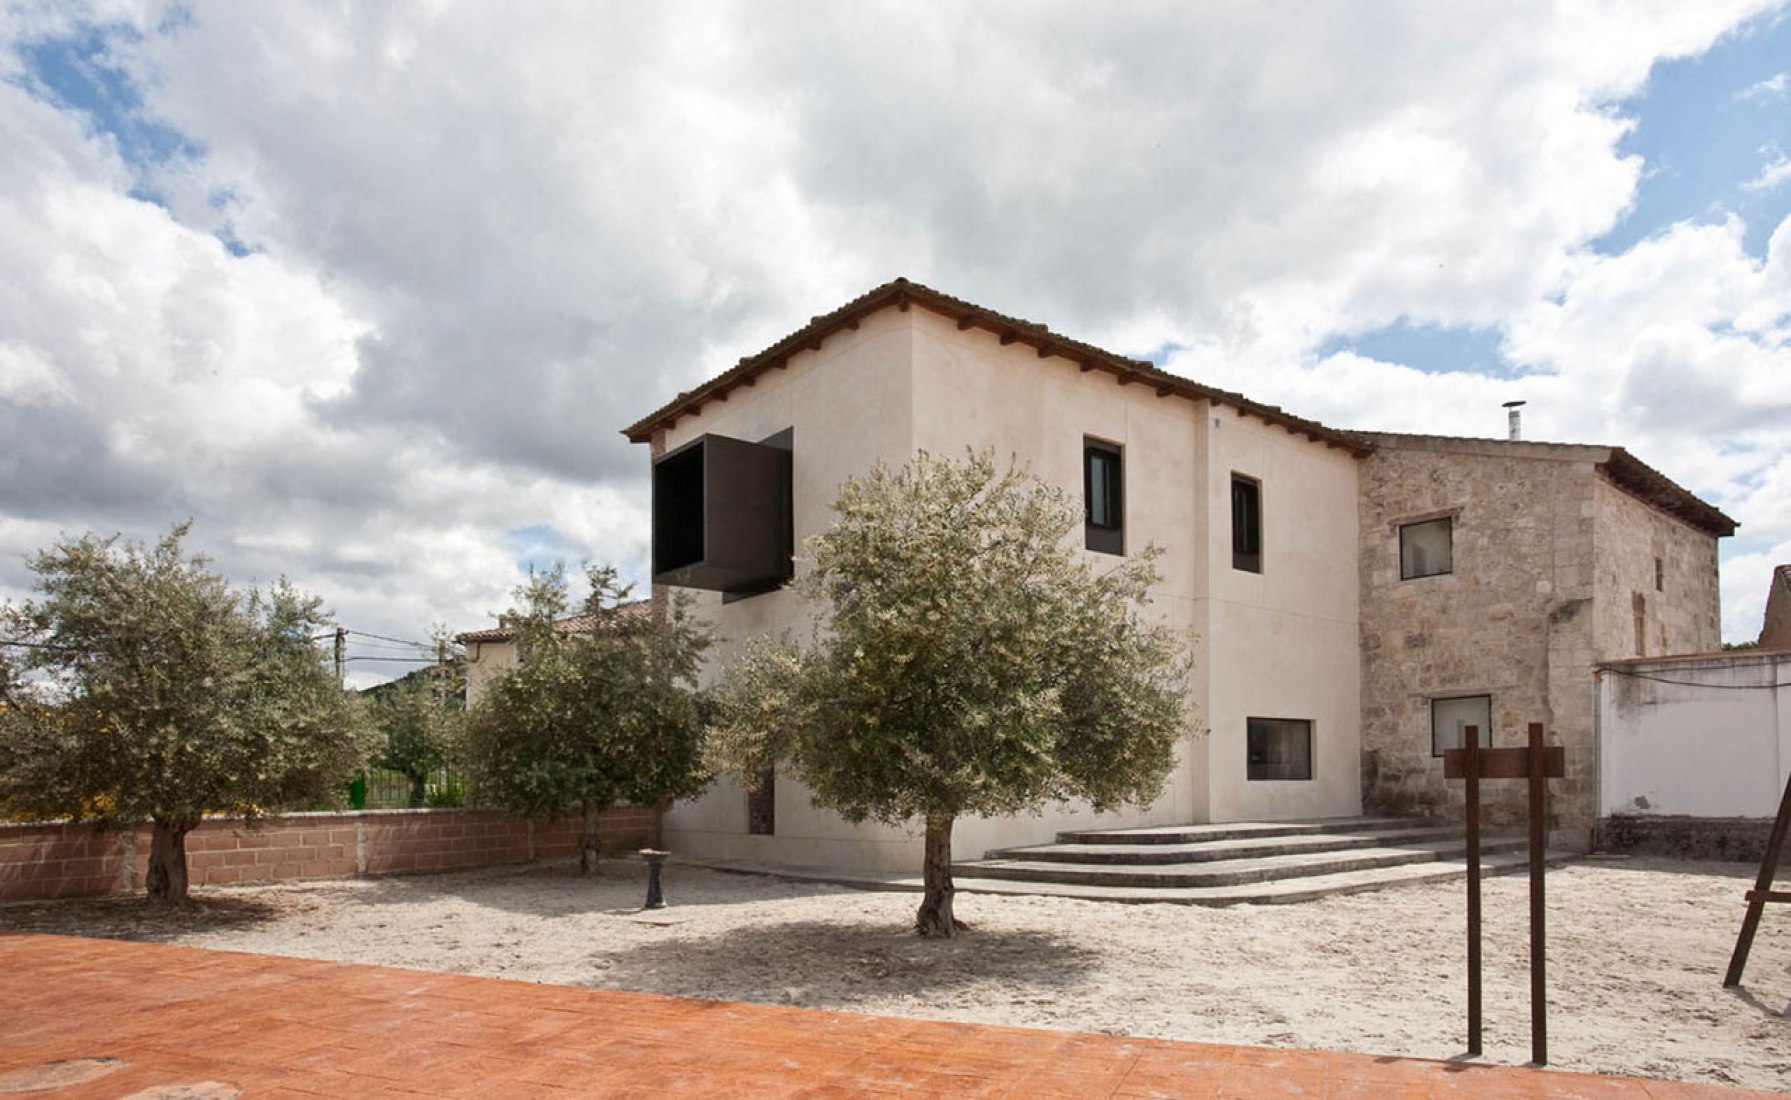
[1246,717,1313,781]
[1399,516,1454,580]
[1084,438,1124,556]
[1231,473,1262,573]
[1430,694,1493,757]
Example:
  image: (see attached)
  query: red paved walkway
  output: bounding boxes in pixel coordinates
[0,934,1774,1098]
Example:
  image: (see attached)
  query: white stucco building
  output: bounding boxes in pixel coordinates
[544,278,1732,869]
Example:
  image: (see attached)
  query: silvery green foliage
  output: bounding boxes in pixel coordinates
[462,565,710,826]
[0,523,364,829]
[709,449,1191,829]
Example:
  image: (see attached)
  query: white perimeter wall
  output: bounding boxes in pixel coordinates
[1597,650,1791,819]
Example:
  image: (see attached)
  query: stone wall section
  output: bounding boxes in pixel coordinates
[1591,476,1722,660]
[1757,565,1791,649]
[1357,440,1601,844]
[0,806,656,903]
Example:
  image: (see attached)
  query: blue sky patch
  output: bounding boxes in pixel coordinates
[1594,12,1791,258]
[503,523,583,577]
[14,23,202,200]
[1317,320,1515,376]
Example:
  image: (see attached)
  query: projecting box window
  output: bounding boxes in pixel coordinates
[1084,438,1124,556]
[1399,516,1453,580]
[1231,474,1262,573]
[1431,694,1492,757]
[1247,718,1312,781]
[651,432,793,595]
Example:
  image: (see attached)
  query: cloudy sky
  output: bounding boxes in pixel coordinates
[2,1,1788,682]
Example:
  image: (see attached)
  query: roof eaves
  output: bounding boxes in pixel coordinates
[621,278,1372,456]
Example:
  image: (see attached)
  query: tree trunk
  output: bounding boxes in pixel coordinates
[145,817,194,905]
[916,812,958,938]
[407,772,428,808]
[579,799,605,875]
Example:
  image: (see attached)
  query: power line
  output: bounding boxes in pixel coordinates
[1602,666,1791,691]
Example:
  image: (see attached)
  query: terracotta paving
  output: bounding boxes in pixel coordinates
[0,933,1776,1099]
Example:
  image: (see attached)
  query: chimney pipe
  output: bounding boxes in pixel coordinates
[1502,400,1527,441]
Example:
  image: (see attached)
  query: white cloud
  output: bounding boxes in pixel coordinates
[1,0,1788,659]
[1738,71,1789,100]
[1743,144,1791,192]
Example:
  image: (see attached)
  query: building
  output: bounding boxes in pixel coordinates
[603,278,1732,869]
[1761,565,1791,649]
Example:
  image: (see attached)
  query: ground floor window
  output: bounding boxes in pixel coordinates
[1247,717,1312,781]
[1431,694,1492,756]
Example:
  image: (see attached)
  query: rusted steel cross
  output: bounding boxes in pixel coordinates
[1444,722,1564,1066]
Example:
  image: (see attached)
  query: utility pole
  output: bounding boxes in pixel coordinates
[334,627,346,686]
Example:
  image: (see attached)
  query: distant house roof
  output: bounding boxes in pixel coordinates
[620,277,1373,455]
[1351,432,1737,539]
[454,601,650,646]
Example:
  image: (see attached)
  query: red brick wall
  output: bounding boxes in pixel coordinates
[0,805,658,902]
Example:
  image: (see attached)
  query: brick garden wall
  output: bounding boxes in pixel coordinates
[0,806,657,902]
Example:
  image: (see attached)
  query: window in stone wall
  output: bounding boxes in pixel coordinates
[1400,516,1454,579]
[1247,717,1312,780]
[1655,557,1663,592]
[1431,694,1492,756]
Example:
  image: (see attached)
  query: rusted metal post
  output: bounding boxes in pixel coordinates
[1725,771,1791,987]
[1528,721,1547,1066]
[1464,724,1482,1057]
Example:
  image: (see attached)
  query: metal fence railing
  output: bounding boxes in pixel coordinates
[350,764,468,810]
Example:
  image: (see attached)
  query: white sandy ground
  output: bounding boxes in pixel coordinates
[2,857,1788,1092]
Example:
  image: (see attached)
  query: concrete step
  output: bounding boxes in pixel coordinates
[1055,816,1423,846]
[986,824,1465,865]
[950,847,1576,906]
[957,837,1529,889]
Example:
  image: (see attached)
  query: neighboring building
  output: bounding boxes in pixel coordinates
[583,278,1732,868]
[457,605,648,704]
[1354,434,1732,844]
[1762,564,1791,649]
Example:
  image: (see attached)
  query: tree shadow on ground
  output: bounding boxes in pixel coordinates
[580,917,1103,1010]
[0,892,286,942]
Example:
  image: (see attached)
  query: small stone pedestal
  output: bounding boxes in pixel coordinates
[639,849,669,910]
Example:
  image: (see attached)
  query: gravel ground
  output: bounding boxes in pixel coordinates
[2,855,1787,1091]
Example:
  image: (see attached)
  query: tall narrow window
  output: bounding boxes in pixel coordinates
[1400,517,1453,580]
[1431,695,1492,756]
[746,763,775,836]
[1654,557,1664,592]
[1231,474,1262,573]
[1084,439,1123,555]
[1247,718,1312,780]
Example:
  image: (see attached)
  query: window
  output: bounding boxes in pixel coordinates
[1084,439,1123,555]
[1431,695,1492,757]
[1399,517,1453,580]
[1247,718,1312,781]
[1654,557,1663,592]
[1231,474,1262,573]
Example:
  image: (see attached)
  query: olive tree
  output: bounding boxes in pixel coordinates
[708,450,1190,938]
[0,525,363,903]
[462,566,709,873]
[365,652,464,807]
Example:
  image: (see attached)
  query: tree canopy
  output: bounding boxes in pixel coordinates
[363,649,464,807]
[0,524,363,902]
[708,450,1190,937]
[461,565,709,873]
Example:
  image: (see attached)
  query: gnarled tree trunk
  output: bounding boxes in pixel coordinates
[146,816,196,904]
[579,799,606,875]
[916,812,958,938]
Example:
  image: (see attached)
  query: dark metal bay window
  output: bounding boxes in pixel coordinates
[1084,438,1123,555]
[651,432,793,595]
[1231,474,1262,573]
[1247,717,1312,781]
[1399,516,1453,580]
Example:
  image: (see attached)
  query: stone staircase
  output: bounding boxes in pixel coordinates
[952,816,1569,905]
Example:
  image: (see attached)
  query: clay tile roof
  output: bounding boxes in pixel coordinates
[453,601,650,646]
[1599,448,1737,538]
[620,278,1372,455]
